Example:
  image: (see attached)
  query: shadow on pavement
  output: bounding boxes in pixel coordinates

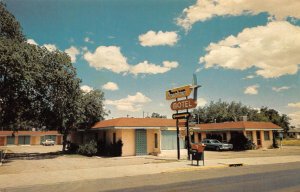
[4,151,63,161]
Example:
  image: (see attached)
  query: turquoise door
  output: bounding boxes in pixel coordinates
[135,129,147,155]
[18,136,30,145]
[7,136,15,145]
[161,130,185,150]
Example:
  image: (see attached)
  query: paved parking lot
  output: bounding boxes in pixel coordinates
[1,145,300,189]
[1,145,300,175]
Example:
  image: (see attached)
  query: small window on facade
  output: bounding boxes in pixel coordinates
[154,133,158,148]
[264,131,270,140]
[113,132,116,144]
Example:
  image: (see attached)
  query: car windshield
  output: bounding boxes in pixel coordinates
[211,140,221,143]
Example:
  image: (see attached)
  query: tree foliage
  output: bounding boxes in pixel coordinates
[192,100,291,132]
[0,4,107,151]
[151,112,167,118]
[0,2,24,41]
[77,89,107,130]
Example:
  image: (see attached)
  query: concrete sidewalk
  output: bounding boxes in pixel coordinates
[1,155,300,189]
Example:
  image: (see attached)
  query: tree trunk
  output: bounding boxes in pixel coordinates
[62,132,67,152]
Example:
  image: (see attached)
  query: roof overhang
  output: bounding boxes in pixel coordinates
[193,128,244,132]
[245,128,283,131]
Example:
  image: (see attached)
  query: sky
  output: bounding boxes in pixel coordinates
[5,0,300,126]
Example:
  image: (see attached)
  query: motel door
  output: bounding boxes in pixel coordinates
[256,131,261,146]
[7,136,15,145]
[161,130,185,150]
[18,135,30,145]
[0,137,5,146]
[135,129,147,155]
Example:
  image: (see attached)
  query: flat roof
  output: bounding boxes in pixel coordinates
[194,121,281,131]
[0,131,61,136]
[92,118,282,131]
[92,118,176,128]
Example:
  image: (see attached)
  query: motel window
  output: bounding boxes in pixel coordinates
[246,131,253,141]
[154,133,158,148]
[264,131,270,141]
[113,132,116,144]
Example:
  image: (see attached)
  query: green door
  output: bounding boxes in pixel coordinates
[135,129,147,155]
[161,130,185,150]
[18,136,30,145]
[7,136,15,145]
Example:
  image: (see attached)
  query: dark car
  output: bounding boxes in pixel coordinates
[201,139,233,151]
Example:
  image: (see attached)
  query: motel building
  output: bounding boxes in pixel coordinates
[0,131,62,146]
[71,117,282,156]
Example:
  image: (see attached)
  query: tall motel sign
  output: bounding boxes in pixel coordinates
[166,75,200,160]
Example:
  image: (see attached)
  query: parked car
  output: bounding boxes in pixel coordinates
[201,139,233,151]
[42,139,55,146]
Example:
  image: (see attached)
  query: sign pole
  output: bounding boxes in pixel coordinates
[186,97,191,160]
[176,99,180,160]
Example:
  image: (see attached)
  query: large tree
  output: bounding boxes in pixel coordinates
[192,100,291,132]
[0,2,24,41]
[77,89,107,130]
[0,3,107,151]
[151,112,167,119]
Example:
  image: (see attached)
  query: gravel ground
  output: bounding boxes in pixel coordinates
[1,145,300,175]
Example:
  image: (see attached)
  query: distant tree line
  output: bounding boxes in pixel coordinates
[0,3,107,151]
[192,100,291,133]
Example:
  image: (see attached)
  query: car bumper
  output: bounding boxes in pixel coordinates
[220,146,233,150]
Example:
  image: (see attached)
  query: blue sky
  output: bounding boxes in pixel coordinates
[6,0,300,126]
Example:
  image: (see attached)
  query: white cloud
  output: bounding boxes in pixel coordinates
[102,82,119,91]
[43,44,57,52]
[200,21,300,78]
[105,92,151,112]
[272,86,290,92]
[27,39,38,45]
[195,67,203,73]
[84,37,94,44]
[84,46,179,75]
[130,60,178,75]
[289,111,300,127]
[82,46,89,52]
[177,0,300,31]
[243,75,255,80]
[139,31,179,47]
[26,39,59,53]
[288,102,300,108]
[162,61,179,68]
[197,98,207,107]
[244,85,259,95]
[80,85,93,93]
[64,46,80,63]
[84,46,130,74]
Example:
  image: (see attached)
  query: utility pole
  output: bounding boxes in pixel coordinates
[176,98,180,160]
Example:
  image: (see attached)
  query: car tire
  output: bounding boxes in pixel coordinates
[215,146,220,151]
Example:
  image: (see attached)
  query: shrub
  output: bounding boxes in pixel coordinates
[109,139,123,157]
[229,133,255,151]
[67,143,79,154]
[97,140,107,155]
[77,140,97,156]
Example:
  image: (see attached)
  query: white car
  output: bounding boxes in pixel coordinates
[42,139,55,146]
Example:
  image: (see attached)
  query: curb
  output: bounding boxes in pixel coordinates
[162,164,228,173]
